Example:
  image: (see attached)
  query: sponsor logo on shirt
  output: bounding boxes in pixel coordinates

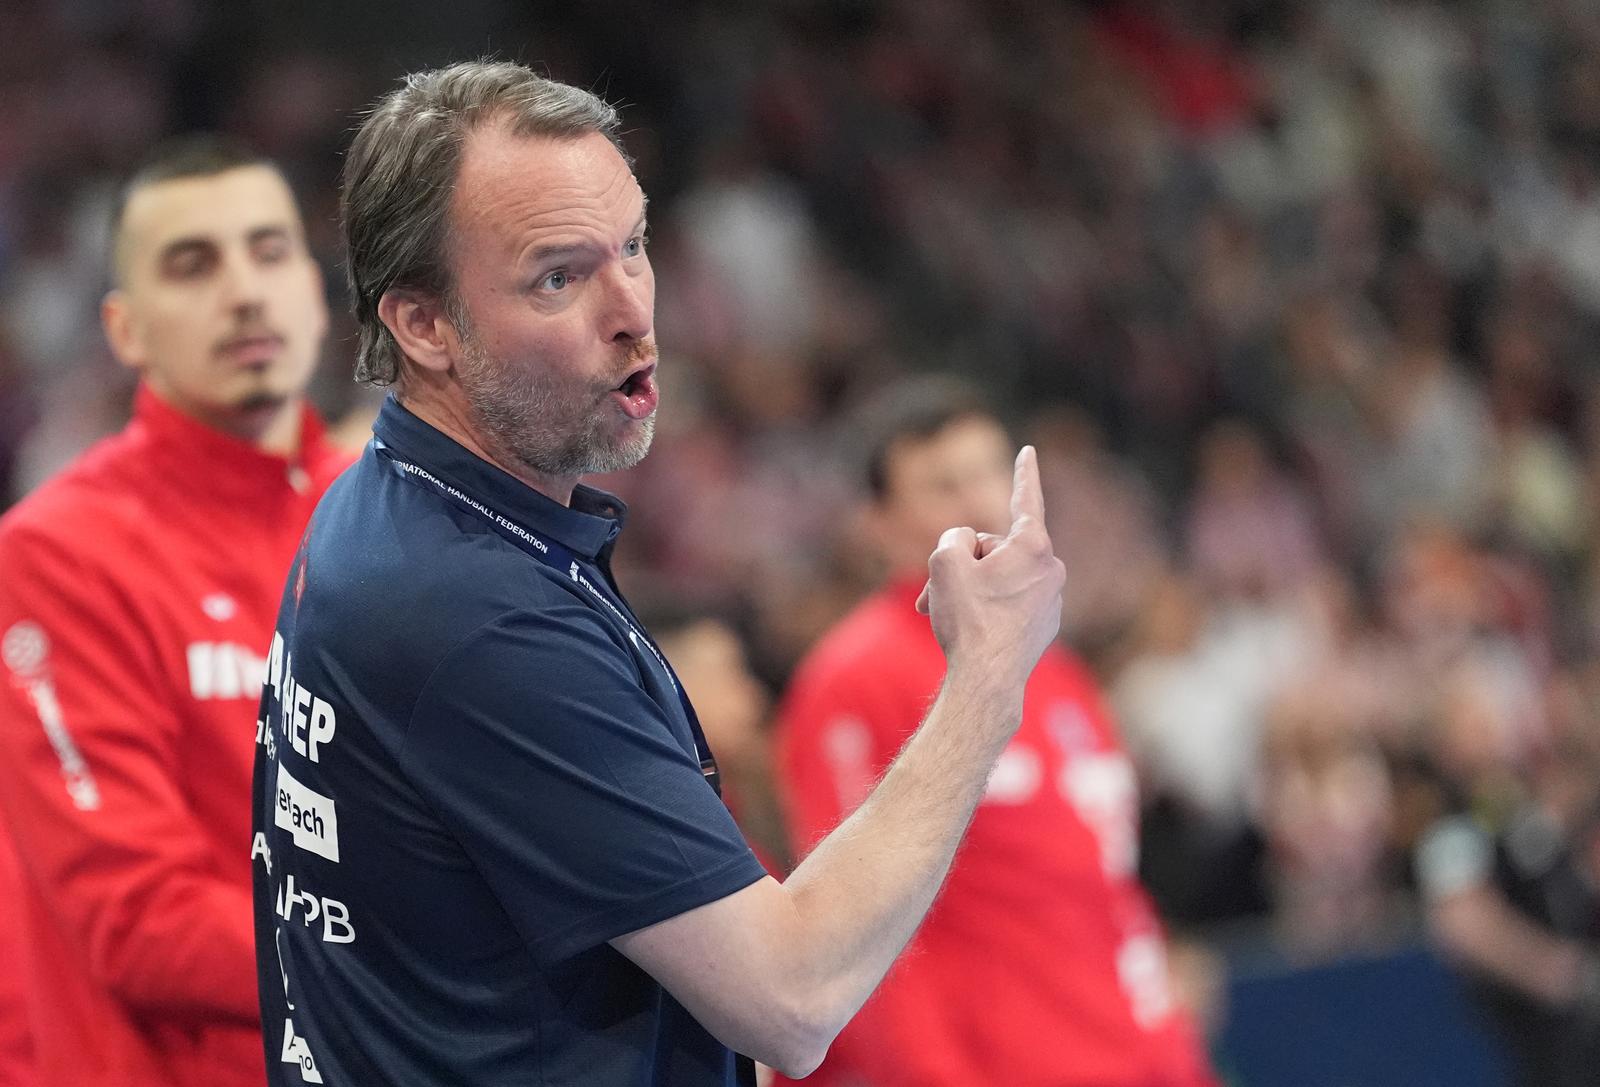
[280,1018,324,1083]
[252,831,274,874]
[275,874,356,944]
[984,742,1043,804]
[256,716,277,760]
[1059,753,1139,878]
[1,620,48,676]
[3,620,100,811]
[186,641,267,701]
[1115,932,1176,1029]
[275,763,340,862]
[264,632,338,762]
[823,715,876,814]
[275,929,295,1010]
[201,592,238,621]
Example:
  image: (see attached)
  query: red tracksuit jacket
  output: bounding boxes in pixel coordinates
[774,578,1218,1087]
[0,386,349,1087]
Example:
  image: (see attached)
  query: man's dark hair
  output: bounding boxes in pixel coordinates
[109,135,273,281]
[341,60,627,387]
[849,375,999,500]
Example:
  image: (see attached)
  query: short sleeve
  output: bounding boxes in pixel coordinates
[401,602,766,965]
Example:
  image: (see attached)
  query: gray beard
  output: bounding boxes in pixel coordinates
[457,334,655,481]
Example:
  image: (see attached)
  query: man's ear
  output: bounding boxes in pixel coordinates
[377,289,459,375]
[101,290,145,373]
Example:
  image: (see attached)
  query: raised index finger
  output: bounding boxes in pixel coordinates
[1009,445,1046,528]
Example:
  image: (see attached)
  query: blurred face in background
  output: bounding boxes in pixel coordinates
[102,165,326,436]
[655,618,769,769]
[871,413,1014,577]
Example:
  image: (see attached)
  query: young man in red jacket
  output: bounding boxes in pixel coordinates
[0,138,350,1087]
[775,379,1217,1087]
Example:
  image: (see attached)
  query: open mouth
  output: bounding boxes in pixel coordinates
[611,362,659,421]
[616,363,653,396]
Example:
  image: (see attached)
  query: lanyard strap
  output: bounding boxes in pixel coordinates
[376,441,723,795]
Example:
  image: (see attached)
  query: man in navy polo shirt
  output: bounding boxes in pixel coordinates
[251,60,1067,1086]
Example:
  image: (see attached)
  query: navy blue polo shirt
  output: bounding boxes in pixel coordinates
[250,397,767,1086]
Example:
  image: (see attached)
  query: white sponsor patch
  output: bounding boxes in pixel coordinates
[186,641,268,701]
[251,832,274,875]
[2,621,48,676]
[274,763,340,862]
[1060,752,1139,878]
[201,592,238,621]
[1116,933,1175,1029]
[822,716,876,814]
[2,626,100,811]
[984,742,1043,804]
[280,1018,324,1083]
[276,874,356,944]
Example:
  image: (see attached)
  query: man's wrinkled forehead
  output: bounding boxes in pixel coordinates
[113,164,302,284]
[447,123,645,254]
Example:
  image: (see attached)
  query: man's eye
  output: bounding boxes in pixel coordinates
[541,270,571,291]
[167,255,212,279]
[623,234,648,258]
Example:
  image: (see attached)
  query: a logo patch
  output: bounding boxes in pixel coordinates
[280,1018,324,1083]
[274,763,340,862]
[201,592,238,621]
[2,621,49,677]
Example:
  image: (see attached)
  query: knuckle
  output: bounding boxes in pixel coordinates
[929,542,961,571]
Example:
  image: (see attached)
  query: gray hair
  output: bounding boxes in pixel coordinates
[342,60,625,386]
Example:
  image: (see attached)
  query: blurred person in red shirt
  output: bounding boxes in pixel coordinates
[0,826,32,1087]
[774,378,1216,1087]
[0,137,350,1087]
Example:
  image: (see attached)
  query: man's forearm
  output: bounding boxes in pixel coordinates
[612,450,1064,1077]
[777,668,1021,1040]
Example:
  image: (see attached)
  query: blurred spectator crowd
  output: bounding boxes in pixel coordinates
[5,0,1600,1065]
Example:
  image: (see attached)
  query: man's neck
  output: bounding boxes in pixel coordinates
[396,383,576,506]
[246,399,306,457]
[153,386,306,457]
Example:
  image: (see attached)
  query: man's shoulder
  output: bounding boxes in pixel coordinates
[296,454,600,672]
[797,587,930,678]
[781,587,938,728]
[0,429,153,569]
[311,452,577,598]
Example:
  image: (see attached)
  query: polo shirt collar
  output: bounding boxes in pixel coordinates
[373,395,624,560]
[134,383,330,499]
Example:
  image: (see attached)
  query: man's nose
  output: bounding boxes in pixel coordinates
[219,250,268,314]
[602,261,653,344]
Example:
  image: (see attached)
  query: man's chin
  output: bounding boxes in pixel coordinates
[233,391,293,415]
[601,416,656,473]
[512,417,656,480]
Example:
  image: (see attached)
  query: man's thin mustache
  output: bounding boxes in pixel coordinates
[626,337,658,367]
